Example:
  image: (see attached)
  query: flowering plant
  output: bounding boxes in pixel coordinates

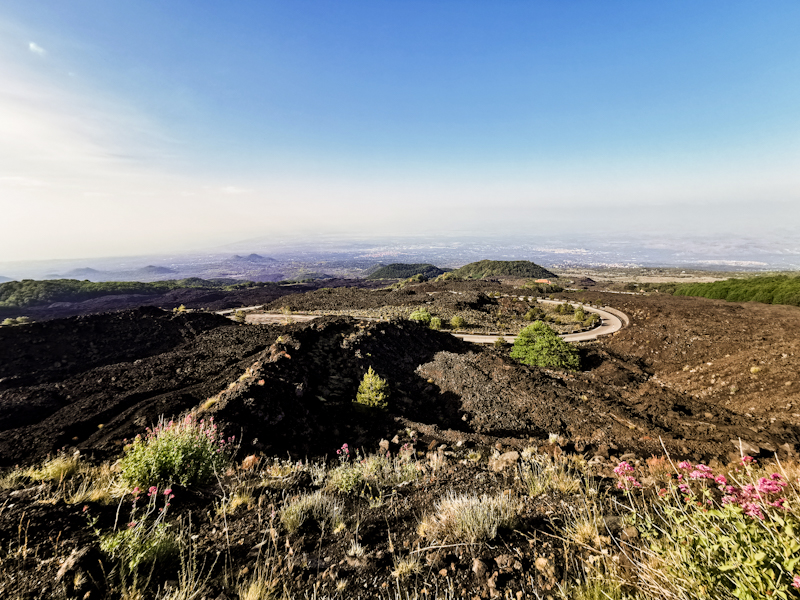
[120,413,234,487]
[615,456,800,599]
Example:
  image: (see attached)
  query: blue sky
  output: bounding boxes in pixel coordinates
[1,1,799,260]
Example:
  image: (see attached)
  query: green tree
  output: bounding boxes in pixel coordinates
[408,309,432,325]
[354,367,389,410]
[510,322,580,371]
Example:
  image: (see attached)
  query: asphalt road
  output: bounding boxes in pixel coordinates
[232,301,627,344]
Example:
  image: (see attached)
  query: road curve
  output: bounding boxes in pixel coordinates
[237,301,627,345]
[453,303,626,345]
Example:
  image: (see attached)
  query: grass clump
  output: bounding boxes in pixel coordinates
[418,491,521,544]
[25,450,81,482]
[518,448,587,497]
[510,321,580,371]
[280,490,343,534]
[327,444,420,494]
[98,486,179,578]
[120,414,233,488]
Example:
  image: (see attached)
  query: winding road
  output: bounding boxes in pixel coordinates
[225,300,627,344]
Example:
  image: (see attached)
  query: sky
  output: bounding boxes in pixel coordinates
[1,1,799,262]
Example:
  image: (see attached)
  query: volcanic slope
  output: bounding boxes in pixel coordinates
[2,294,799,468]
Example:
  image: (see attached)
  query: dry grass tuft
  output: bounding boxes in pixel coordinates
[418,491,521,543]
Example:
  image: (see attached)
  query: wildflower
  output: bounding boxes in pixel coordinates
[792,575,800,589]
[658,488,667,497]
[769,497,787,509]
[163,488,172,496]
[82,505,89,512]
[613,461,634,476]
[714,475,727,486]
[677,461,692,470]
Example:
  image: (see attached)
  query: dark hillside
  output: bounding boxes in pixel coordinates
[451,259,557,280]
[366,263,446,280]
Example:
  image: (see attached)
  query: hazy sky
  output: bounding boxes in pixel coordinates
[1,1,799,261]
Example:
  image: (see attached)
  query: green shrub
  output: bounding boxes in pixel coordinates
[585,313,600,327]
[494,336,507,348]
[510,322,580,371]
[429,316,442,330]
[120,414,233,488]
[354,367,389,411]
[524,308,542,321]
[574,308,586,321]
[408,309,431,325]
[450,315,466,329]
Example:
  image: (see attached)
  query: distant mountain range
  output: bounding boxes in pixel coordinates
[0,275,13,283]
[231,254,277,263]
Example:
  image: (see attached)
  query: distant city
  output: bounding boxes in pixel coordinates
[1,232,798,283]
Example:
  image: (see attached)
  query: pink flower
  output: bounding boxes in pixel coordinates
[714,475,727,486]
[613,461,634,476]
[792,574,800,588]
[769,497,787,509]
[163,488,173,496]
[677,461,692,470]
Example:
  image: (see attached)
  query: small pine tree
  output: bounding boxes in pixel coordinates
[355,367,389,410]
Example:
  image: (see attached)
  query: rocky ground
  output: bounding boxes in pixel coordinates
[1,282,799,599]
